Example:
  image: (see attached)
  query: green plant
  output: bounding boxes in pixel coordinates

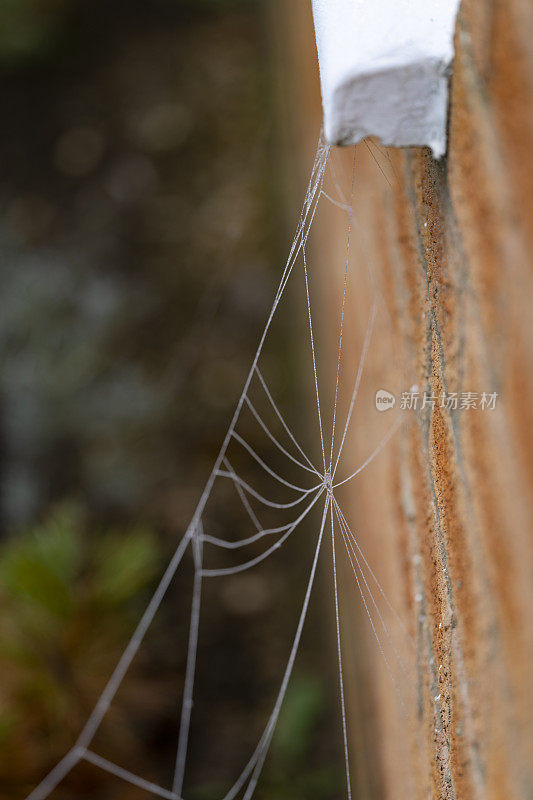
[260,674,343,800]
[0,503,161,797]
[0,0,70,61]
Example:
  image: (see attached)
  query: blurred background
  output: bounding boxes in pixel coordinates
[0,1,344,798]
[5,2,533,799]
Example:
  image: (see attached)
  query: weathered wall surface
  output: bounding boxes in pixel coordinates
[279,1,533,798]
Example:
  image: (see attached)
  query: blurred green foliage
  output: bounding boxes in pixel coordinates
[0,0,69,61]
[191,675,341,800]
[0,0,259,63]
[0,503,161,795]
[261,674,342,799]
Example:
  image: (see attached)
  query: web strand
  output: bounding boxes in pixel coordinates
[333,499,414,647]
[329,148,356,472]
[201,507,317,551]
[215,469,321,509]
[222,456,263,532]
[201,488,325,578]
[26,129,330,800]
[330,503,352,800]
[230,430,316,492]
[334,414,402,489]
[332,299,377,478]
[332,503,399,693]
[333,499,410,678]
[84,750,182,800]
[173,525,204,796]
[243,395,321,476]
[302,241,327,473]
[332,503,410,717]
[25,135,410,800]
[240,497,330,800]
[75,527,194,751]
[254,366,319,474]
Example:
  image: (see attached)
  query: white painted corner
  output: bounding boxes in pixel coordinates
[311,0,461,158]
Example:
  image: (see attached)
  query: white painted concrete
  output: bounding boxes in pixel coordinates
[311,0,461,158]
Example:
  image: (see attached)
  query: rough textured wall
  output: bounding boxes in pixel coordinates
[280,1,533,798]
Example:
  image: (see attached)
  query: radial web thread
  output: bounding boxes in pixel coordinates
[27,133,410,800]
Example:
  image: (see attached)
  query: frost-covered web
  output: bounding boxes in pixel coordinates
[27,132,411,800]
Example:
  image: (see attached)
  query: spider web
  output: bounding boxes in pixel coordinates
[26,132,412,800]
